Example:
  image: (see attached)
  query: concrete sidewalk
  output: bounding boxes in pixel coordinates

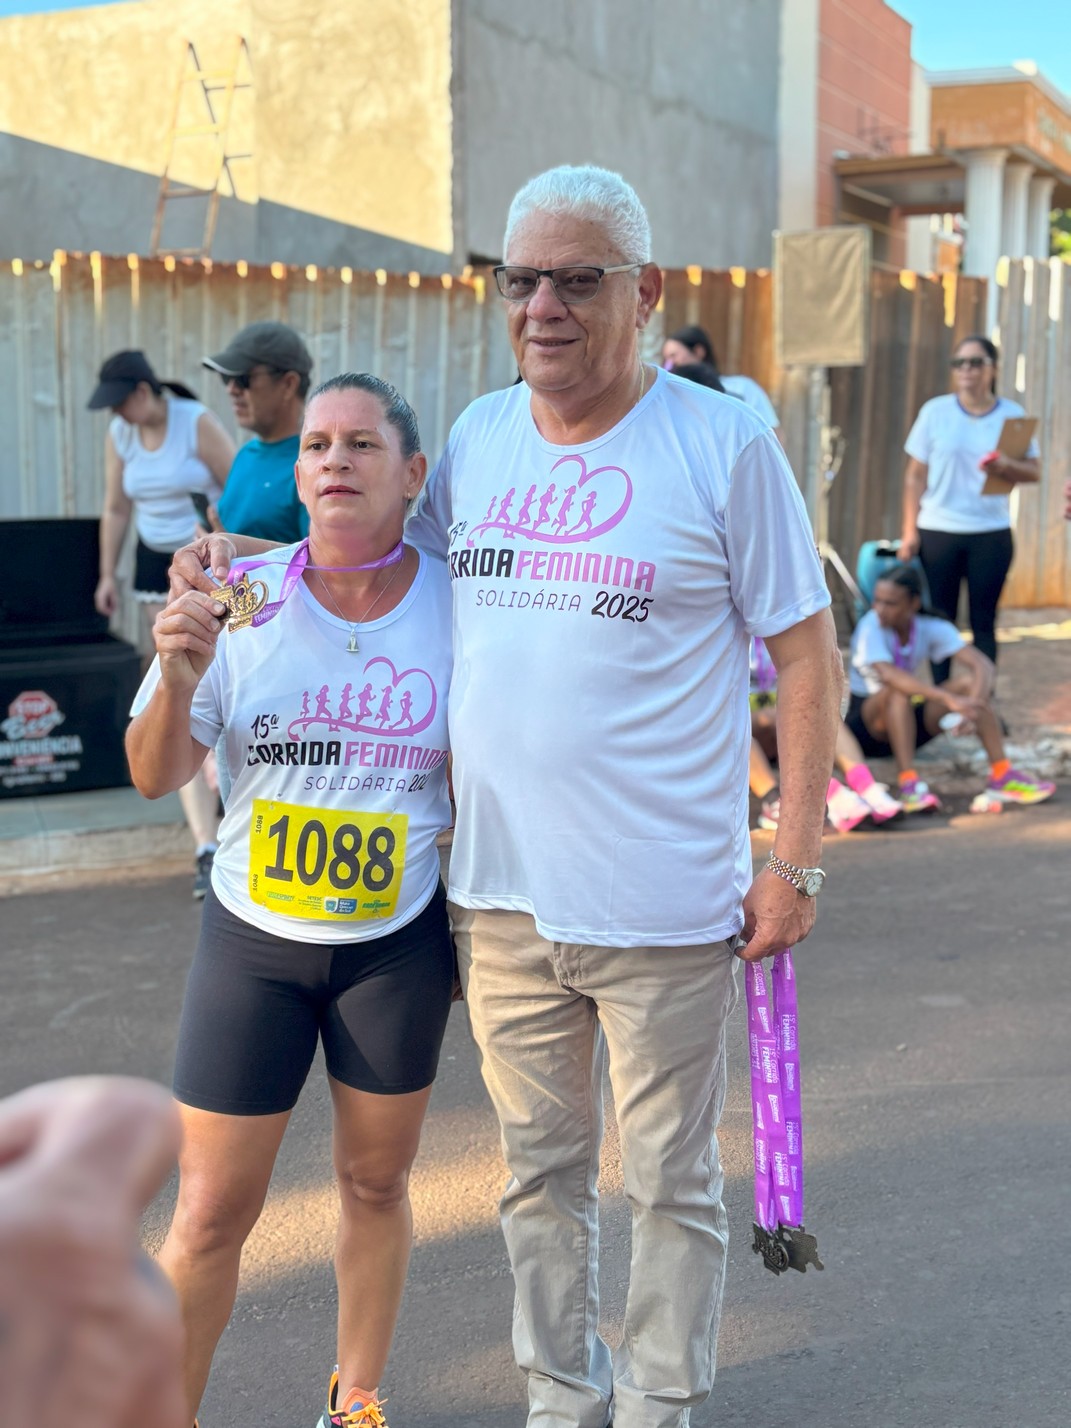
[3,609,1068,887]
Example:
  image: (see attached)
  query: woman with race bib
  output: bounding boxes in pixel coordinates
[126,374,455,1428]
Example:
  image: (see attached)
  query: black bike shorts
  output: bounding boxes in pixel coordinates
[174,881,454,1115]
[846,691,936,761]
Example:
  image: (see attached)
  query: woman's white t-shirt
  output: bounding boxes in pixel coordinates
[110,397,219,552]
[133,546,453,944]
[849,608,965,696]
[721,374,779,428]
[406,368,830,947]
[905,392,1038,535]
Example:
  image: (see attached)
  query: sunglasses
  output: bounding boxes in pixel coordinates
[221,366,284,390]
[492,263,641,304]
[950,356,989,370]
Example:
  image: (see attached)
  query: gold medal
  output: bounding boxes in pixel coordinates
[210,575,269,631]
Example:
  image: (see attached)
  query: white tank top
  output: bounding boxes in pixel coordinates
[110,397,218,552]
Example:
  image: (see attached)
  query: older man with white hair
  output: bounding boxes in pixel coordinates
[172,163,841,1428]
[407,165,842,1427]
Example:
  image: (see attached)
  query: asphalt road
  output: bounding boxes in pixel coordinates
[3,800,1069,1428]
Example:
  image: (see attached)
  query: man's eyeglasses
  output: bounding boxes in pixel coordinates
[221,366,284,390]
[493,264,642,305]
[950,356,988,370]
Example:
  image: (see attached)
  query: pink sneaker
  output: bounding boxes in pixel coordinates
[826,779,871,833]
[986,768,1056,806]
[856,780,904,823]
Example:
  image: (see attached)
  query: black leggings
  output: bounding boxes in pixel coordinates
[919,527,1013,680]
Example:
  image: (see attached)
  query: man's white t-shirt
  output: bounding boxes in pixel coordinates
[132,546,453,943]
[721,374,779,428]
[849,608,965,697]
[406,368,830,947]
[110,397,220,552]
[905,393,1038,535]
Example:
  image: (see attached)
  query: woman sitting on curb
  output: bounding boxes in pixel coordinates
[749,637,903,832]
[847,565,1055,812]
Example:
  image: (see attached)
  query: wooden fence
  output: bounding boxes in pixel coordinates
[662,259,1070,610]
[2,252,1068,609]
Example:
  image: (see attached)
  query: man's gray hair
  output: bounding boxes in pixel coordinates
[503,165,652,264]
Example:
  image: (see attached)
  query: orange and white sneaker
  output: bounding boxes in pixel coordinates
[319,1371,389,1427]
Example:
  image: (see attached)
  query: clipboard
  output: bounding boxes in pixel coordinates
[981,417,1037,495]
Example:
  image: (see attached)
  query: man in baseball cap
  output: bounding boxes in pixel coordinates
[203,320,312,384]
[202,321,312,545]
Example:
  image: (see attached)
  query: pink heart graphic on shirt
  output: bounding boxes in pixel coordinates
[467,454,633,547]
[288,657,437,739]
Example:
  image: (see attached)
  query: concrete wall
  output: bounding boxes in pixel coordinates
[1,0,782,271]
[453,0,781,269]
[0,0,454,267]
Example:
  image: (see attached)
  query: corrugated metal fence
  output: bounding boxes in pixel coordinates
[2,252,1068,607]
[0,253,516,523]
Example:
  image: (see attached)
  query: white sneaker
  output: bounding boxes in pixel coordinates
[855,780,903,823]
[826,779,871,833]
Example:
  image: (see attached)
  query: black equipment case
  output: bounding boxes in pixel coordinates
[0,519,141,799]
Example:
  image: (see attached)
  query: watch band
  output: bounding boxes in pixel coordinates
[766,853,825,896]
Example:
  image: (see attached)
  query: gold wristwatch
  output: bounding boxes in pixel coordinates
[766,853,826,898]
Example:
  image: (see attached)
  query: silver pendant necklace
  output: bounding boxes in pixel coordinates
[315,558,404,653]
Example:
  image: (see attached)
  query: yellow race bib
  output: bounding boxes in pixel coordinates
[248,799,408,922]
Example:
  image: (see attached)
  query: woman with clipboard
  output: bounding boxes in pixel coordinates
[898,335,1039,681]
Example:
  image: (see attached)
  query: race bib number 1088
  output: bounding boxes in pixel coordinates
[248,799,408,922]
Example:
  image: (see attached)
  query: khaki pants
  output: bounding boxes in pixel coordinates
[451,905,739,1428]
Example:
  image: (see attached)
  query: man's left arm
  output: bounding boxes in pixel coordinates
[739,610,842,961]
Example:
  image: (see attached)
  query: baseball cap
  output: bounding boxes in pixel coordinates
[203,321,313,379]
[87,350,159,410]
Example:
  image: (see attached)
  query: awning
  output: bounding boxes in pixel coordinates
[833,151,1071,216]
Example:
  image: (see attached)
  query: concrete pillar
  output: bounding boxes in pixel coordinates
[963,148,1007,328]
[963,148,1008,277]
[1001,162,1032,259]
[778,0,820,231]
[1027,174,1057,258]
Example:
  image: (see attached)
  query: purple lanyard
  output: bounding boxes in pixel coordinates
[891,619,918,672]
[222,538,404,630]
[753,638,776,693]
[746,950,824,1275]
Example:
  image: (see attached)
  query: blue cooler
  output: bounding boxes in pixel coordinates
[854,540,930,623]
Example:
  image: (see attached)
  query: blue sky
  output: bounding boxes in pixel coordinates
[2,0,1070,98]
[0,0,134,10]
[890,1,1071,95]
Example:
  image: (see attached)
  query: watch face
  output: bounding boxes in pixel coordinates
[802,870,825,897]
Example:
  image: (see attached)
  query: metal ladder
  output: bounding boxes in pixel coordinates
[149,36,253,259]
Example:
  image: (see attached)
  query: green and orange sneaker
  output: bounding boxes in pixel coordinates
[986,768,1056,806]
[318,1370,389,1428]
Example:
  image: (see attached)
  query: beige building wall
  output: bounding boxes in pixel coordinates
[0,0,453,259]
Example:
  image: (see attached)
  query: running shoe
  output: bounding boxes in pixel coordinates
[855,780,904,824]
[192,848,214,901]
[319,1371,389,1428]
[826,779,872,833]
[898,779,941,814]
[986,768,1056,806]
[757,793,781,831]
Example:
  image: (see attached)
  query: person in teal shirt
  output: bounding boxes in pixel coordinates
[203,321,313,543]
[215,433,308,542]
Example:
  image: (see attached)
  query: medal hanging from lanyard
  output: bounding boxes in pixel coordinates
[892,619,918,673]
[746,950,824,1275]
[210,539,405,633]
